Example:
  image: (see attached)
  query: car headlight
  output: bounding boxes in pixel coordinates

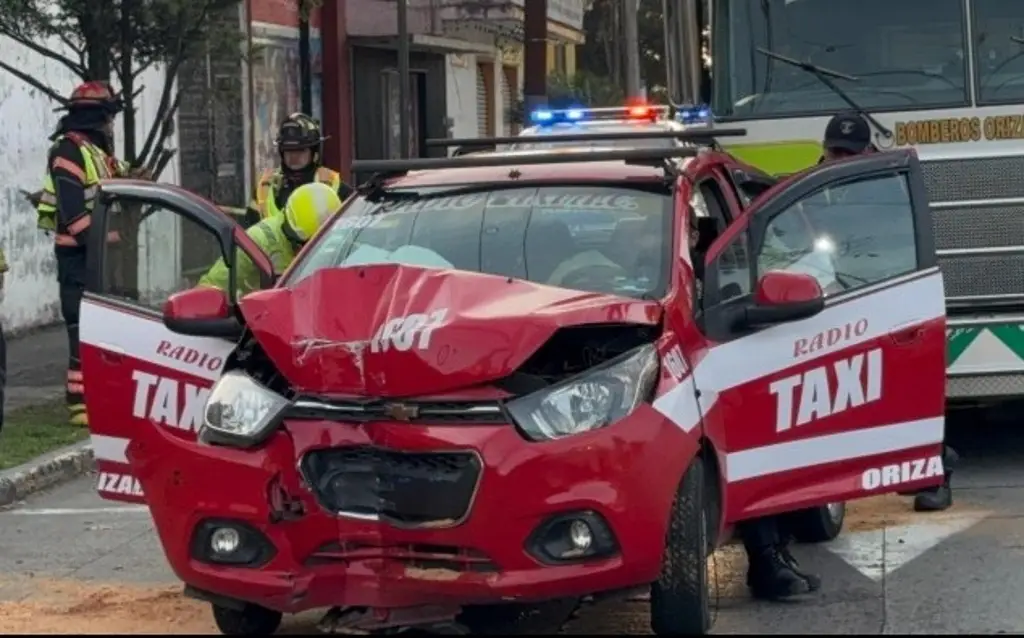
[200,370,290,448]
[505,344,659,442]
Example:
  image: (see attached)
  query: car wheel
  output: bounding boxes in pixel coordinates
[650,456,713,636]
[456,599,579,635]
[212,603,283,636]
[788,501,846,543]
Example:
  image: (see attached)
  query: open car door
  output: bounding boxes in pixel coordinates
[695,149,947,522]
[81,181,273,503]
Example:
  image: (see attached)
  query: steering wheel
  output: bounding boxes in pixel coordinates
[559,265,626,293]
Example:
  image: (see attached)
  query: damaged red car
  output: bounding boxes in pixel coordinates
[79,133,949,635]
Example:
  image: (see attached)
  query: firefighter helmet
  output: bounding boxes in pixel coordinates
[283,182,341,243]
[275,113,325,151]
[65,81,122,113]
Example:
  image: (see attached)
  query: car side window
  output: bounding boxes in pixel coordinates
[756,174,917,296]
[714,230,753,302]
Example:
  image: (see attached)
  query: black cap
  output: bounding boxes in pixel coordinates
[823,111,872,153]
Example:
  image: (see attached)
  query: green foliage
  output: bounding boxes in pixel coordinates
[577,0,666,93]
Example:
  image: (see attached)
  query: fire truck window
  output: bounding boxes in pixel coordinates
[100,202,227,311]
[756,174,917,296]
[712,0,968,117]
[972,0,1024,104]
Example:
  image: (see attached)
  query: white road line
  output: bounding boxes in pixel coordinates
[1,506,150,516]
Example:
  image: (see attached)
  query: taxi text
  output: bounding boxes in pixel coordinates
[861,455,943,490]
[132,370,210,432]
[770,348,883,432]
[97,471,144,497]
[370,308,448,354]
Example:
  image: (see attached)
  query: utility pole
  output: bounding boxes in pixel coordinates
[397,0,411,157]
[622,0,642,98]
[523,0,548,114]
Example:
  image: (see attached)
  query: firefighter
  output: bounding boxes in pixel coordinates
[199,181,342,296]
[244,113,352,227]
[36,81,139,427]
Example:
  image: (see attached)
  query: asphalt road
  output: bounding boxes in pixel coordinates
[1,406,1024,634]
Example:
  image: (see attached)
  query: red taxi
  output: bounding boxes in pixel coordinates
[78,131,947,635]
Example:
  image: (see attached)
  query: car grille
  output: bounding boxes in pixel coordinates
[300,446,482,528]
[923,156,1024,302]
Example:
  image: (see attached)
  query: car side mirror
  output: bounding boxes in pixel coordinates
[163,287,243,339]
[738,271,824,328]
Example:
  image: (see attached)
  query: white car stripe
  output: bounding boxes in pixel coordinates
[724,417,944,482]
[91,434,130,464]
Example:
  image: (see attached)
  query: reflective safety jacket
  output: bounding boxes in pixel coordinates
[252,167,343,220]
[198,215,298,298]
[37,132,125,245]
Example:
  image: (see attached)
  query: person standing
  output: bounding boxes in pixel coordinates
[245,113,352,227]
[820,110,957,512]
[35,82,133,427]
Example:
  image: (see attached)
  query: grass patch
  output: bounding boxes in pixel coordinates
[0,400,88,471]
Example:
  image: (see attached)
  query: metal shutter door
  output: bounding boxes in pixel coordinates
[500,69,512,136]
[476,65,489,136]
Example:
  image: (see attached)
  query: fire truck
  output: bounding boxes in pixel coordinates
[665,0,1024,407]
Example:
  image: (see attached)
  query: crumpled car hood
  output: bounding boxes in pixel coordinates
[238,265,661,397]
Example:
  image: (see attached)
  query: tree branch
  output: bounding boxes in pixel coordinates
[144,88,182,174]
[0,59,67,105]
[0,27,87,77]
[138,57,182,164]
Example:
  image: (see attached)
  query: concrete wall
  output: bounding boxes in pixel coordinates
[445,54,479,138]
[0,35,181,332]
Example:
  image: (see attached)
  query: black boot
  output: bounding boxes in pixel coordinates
[914,446,958,512]
[745,546,814,601]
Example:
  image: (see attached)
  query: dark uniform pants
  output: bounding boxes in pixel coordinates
[56,249,87,425]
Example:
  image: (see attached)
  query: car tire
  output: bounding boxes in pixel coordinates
[787,502,846,543]
[650,456,713,636]
[211,603,283,636]
[456,599,579,635]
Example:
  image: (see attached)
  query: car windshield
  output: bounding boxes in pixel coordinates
[511,124,680,150]
[973,0,1024,105]
[286,185,673,300]
[711,0,969,117]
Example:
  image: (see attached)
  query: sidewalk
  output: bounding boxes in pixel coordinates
[6,324,67,413]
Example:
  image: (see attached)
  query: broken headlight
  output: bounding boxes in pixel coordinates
[506,344,659,442]
[200,370,290,448]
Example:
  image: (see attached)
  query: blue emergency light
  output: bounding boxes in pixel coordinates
[529,107,586,124]
[674,104,713,124]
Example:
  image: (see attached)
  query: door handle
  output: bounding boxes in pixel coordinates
[890,326,924,346]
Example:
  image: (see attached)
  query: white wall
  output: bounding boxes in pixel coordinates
[0,36,181,331]
[445,54,479,138]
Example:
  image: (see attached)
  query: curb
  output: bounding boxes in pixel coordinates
[0,440,95,508]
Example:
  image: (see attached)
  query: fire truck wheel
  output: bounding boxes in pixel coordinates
[650,456,713,636]
[786,502,846,543]
[211,602,283,636]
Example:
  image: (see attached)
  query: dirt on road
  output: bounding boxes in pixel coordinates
[0,576,329,634]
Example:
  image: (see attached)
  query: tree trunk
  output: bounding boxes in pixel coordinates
[113,0,141,300]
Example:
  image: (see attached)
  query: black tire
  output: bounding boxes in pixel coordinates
[650,456,713,636]
[787,502,846,544]
[456,599,579,635]
[212,603,283,636]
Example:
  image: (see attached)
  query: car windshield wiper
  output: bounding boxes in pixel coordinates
[756,47,893,142]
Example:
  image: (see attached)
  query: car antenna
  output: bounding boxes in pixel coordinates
[755,47,893,144]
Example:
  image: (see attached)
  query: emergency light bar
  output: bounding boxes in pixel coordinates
[425,128,748,149]
[352,146,700,177]
[528,105,672,125]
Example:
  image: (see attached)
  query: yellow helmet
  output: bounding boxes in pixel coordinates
[283,182,342,243]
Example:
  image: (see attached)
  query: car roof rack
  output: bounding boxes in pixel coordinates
[351,146,702,177]
[424,128,748,149]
